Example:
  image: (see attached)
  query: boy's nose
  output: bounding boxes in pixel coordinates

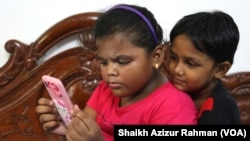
[174,63,184,75]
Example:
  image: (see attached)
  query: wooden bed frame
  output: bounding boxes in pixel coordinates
[0,12,249,141]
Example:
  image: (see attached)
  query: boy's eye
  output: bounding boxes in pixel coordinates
[185,60,197,67]
[169,54,177,61]
[186,61,195,66]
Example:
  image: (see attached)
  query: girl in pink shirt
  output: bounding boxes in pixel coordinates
[36,4,197,141]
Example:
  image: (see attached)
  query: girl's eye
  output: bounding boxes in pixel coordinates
[98,60,107,65]
[117,59,130,65]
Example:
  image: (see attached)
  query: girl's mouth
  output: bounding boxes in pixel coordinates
[108,82,121,89]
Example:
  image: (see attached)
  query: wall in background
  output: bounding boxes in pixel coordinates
[1,0,249,74]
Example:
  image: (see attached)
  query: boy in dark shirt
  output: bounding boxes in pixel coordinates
[168,11,241,124]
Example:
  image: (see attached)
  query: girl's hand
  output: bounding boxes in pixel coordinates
[66,105,105,141]
[35,98,66,135]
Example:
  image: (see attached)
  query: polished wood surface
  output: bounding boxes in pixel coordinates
[0,11,249,141]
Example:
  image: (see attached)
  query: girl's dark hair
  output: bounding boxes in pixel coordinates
[170,11,239,64]
[94,4,164,53]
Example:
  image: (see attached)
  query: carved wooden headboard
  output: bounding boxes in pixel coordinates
[0,12,249,141]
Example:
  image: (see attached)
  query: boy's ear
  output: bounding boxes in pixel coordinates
[214,61,231,78]
[152,45,166,68]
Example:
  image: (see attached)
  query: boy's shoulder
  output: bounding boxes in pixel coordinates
[211,81,237,103]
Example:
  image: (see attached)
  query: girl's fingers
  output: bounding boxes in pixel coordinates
[74,104,81,111]
[38,97,54,105]
[70,104,82,117]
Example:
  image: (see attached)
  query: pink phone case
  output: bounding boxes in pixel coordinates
[42,75,73,126]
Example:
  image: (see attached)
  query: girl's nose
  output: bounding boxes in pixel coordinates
[107,63,118,76]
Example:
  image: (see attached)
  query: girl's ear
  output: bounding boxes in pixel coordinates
[214,61,231,78]
[152,45,166,68]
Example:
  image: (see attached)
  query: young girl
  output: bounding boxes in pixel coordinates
[167,11,241,124]
[36,4,197,141]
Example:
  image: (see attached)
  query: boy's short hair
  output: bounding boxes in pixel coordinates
[170,11,239,65]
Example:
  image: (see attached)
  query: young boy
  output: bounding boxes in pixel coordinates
[167,11,241,124]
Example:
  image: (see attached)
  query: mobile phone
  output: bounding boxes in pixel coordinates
[42,75,73,126]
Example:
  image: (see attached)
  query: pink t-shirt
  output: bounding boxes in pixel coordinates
[87,80,197,141]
